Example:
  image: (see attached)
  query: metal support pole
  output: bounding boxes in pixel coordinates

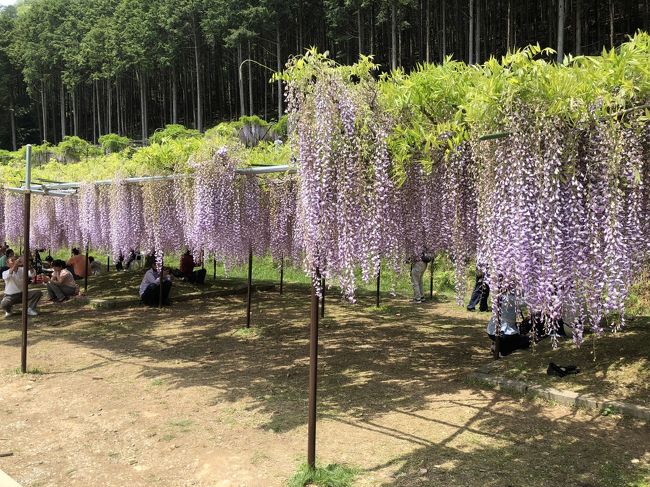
[246,247,253,328]
[21,145,32,374]
[159,255,164,309]
[279,257,284,295]
[429,263,433,299]
[84,243,89,294]
[376,269,381,307]
[307,273,320,469]
[320,277,325,318]
[213,257,217,280]
[106,256,110,273]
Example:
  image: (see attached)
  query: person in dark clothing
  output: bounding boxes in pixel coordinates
[139,258,172,306]
[115,253,124,271]
[179,250,207,284]
[467,268,490,312]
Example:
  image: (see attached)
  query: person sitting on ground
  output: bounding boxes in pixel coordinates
[88,256,103,276]
[43,255,54,269]
[486,290,531,356]
[467,267,490,312]
[125,249,143,270]
[43,259,79,302]
[66,248,88,280]
[179,250,207,284]
[1,255,42,317]
[139,257,172,306]
[0,248,15,275]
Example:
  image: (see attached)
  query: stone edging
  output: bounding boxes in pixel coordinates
[468,372,650,420]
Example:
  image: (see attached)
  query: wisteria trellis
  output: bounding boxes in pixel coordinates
[1,45,649,347]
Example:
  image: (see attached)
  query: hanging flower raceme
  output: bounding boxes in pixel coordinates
[4,192,24,245]
[268,177,298,264]
[239,174,269,258]
[109,178,144,261]
[286,56,401,300]
[473,108,648,346]
[188,146,243,268]
[140,179,184,270]
[0,189,4,244]
[30,195,59,251]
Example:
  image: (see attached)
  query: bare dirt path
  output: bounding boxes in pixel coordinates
[0,291,648,486]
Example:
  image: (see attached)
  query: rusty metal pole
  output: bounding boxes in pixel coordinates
[21,145,32,374]
[159,254,164,309]
[279,257,284,295]
[307,273,320,469]
[84,243,89,294]
[376,269,381,307]
[246,247,253,328]
[320,277,325,318]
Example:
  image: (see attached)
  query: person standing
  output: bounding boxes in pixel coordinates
[467,268,490,312]
[410,253,429,303]
[44,260,79,302]
[1,255,42,317]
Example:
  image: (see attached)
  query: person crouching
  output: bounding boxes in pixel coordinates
[486,291,531,356]
[139,257,172,306]
[44,259,79,302]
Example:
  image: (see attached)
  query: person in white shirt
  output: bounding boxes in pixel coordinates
[139,258,172,306]
[1,256,43,318]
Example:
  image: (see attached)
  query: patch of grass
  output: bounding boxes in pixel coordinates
[160,433,176,442]
[286,463,359,487]
[233,327,260,339]
[169,419,193,430]
[150,378,166,386]
[14,366,45,375]
[601,405,623,417]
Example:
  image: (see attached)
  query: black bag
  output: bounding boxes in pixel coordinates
[421,252,433,263]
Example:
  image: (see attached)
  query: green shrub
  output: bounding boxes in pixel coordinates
[99,133,131,154]
[149,124,201,145]
[0,149,13,164]
[273,115,288,139]
[56,136,101,163]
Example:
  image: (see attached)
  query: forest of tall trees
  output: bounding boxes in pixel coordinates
[0,0,648,150]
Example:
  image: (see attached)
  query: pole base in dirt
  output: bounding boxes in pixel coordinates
[307,275,320,468]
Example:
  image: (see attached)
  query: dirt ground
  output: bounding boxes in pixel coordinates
[0,283,648,487]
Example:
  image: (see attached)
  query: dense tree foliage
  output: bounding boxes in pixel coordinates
[0,0,647,149]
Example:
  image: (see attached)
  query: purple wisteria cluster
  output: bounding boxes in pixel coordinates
[474,111,649,344]
[286,69,403,299]
[268,177,299,264]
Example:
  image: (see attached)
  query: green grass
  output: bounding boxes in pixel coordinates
[286,463,359,487]
[233,327,260,339]
[14,366,45,375]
